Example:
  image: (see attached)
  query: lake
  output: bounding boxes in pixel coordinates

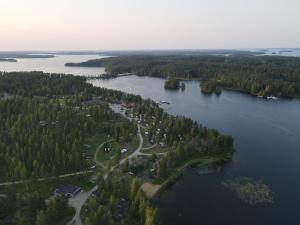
[92,76,300,225]
[0,54,106,76]
[1,54,300,225]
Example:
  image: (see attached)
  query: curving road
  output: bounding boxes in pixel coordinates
[67,185,98,225]
[0,103,158,225]
[93,139,114,169]
[67,104,166,225]
[67,105,144,225]
[119,124,143,164]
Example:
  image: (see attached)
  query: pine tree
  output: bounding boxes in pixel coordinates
[35,210,46,225]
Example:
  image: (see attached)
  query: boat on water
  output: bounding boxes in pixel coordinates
[159,101,171,104]
[267,96,278,100]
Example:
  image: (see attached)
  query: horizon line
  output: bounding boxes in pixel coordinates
[1,48,300,53]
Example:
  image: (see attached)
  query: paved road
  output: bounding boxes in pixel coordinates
[67,185,98,225]
[0,103,163,225]
[67,127,143,225]
[119,124,143,164]
[67,104,145,225]
[0,103,154,225]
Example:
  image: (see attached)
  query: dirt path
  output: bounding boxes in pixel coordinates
[141,183,162,198]
[0,194,8,198]
[0,170,93,187]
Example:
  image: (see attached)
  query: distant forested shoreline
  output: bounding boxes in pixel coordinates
[65,54,300,98]
[0,58,17,62]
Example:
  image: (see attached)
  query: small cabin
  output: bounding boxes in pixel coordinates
[54,184,81,198]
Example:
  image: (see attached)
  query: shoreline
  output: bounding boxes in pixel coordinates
[86,74,300,100]
[142,154,231,199]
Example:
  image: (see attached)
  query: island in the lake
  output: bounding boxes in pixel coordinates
[164,77,186,90]
[65,53,300,98]
[0,52,55,62]
[0,58,17,62]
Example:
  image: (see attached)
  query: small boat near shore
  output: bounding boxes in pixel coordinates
[267,96,278,100]
[159,101,171,105]
[256,95,278,100]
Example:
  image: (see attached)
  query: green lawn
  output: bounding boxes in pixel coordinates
[96,134,140,166]
[140,127,153,148]
[123,135,140,157]
[85,129,111,155]
[96,140,119,166]
[140,145,169,155]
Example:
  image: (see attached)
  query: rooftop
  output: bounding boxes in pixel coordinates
[55,184,81,195]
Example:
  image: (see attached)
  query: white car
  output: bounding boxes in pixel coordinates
[121,149,128,154]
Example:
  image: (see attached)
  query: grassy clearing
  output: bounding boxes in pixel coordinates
[140,145,169,154]
[85,129,111,155]
[140,127,153,148]
[96,135,140,167]
[96,140,119,166]
[123,135,140,157]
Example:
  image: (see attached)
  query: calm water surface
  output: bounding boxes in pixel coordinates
[0,54,106,76]
[92,76,300,225]
[1,54,300,225]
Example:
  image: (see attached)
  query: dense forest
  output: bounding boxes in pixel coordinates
[0,52,54,59]
[83,174,158,225]
[164,77,180,90]
[65,55,300,97]
[0,72,144,182]
[0,59,17,62]
[0,72,89,97]
[0,97,112,182]
[0,71,234,225]
[200,81,222,94]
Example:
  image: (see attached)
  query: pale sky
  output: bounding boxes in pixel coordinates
[0,0,299,51]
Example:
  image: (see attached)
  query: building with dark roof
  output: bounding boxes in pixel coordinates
[54,184,81,198]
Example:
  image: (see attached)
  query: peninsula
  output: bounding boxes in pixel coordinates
[0,71,233,225]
